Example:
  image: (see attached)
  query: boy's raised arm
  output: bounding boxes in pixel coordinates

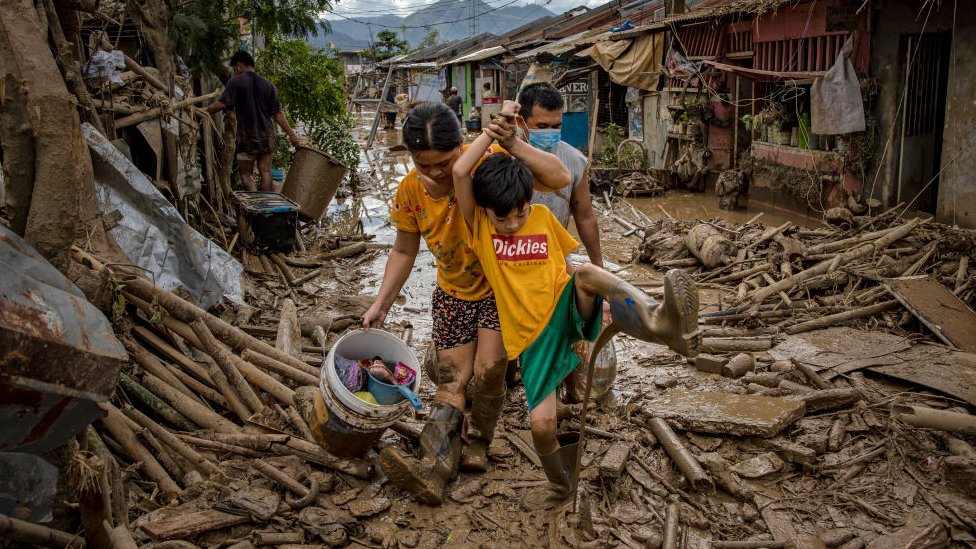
[452,130,495,231]
[493,100,571,193]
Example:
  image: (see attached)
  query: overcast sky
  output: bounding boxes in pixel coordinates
[323,0,608,21]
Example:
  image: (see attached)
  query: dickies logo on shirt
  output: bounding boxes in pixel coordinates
[492,234,549,261]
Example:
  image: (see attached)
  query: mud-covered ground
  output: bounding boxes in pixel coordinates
[213,120,976,548]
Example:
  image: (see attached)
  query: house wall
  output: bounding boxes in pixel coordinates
[870,1,966,223]
[642,91,669,167]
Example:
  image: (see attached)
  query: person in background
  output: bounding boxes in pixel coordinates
[518,83,603,268]
[207,50,302,192]
[445,86,463,123]
[482,82,496,99]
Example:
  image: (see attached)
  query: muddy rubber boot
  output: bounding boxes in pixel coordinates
[521,432,580,512]
[608,269,700,357]
[379,403,463,506]
[460,390,505,472]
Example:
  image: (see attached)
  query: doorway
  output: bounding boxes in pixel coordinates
[897,32,951,213]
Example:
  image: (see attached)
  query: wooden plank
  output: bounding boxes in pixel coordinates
[140,510,249,540]
[884,276,976,352]
[869,349,976,407]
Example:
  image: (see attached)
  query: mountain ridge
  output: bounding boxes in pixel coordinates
[311,0,557,51]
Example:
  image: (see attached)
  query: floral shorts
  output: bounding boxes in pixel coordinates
[431,287,501,350]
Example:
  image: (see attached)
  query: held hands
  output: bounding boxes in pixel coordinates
[487,100,520,149]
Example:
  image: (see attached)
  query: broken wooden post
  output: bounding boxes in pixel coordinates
[646,417,712,490]
[662,501,680,549]
[140,372,239,433]
[102,521,137,549]
[721,353,756,378]
[686,223,737,268]
[71,452,112,549]
[275,298,302,358]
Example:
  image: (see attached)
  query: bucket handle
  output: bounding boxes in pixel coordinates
[396,385,423,410]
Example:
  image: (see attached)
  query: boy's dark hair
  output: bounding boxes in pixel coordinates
[403,101,462,152]
[472,153,533,217]
[517,83,564,120]
[229,50,255,68]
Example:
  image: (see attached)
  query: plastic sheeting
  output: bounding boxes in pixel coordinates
[578,32,665,91]
[811,38,865,135]
[83,123,243,308]
[83,50,126,86]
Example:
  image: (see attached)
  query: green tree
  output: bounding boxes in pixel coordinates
[417,26,440,50]
[256,39,359,173]
[172,0,335,78]
[366,29,409,62]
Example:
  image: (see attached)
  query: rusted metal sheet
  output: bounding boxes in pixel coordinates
[884,276,976,352]
[0,225,126,452]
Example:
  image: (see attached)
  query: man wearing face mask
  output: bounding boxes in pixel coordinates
[517,83,603,268]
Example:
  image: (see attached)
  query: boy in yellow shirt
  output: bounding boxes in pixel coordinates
[452,102,700,510]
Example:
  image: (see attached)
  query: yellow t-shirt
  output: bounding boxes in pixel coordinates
[466,204,580,358]
[389,144,503,301]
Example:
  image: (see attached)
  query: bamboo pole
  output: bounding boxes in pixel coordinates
[117,373,198,431]
[141,373,239,433]
[160,361,227,408]
[97,403,180,499]
[190,319,264,414]
[122,406,221,477]
[114,91,220,129]
[114,274,316,377]
[71,452,112,549]
[124,339,205,406]
[132,325,213,385]
[234,356,296,405]
[242,349,319,386]
[206,360,252,422]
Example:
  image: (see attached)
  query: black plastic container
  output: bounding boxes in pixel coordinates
[233,191,299,254]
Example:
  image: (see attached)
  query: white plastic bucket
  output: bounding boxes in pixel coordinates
[311,329,421,457]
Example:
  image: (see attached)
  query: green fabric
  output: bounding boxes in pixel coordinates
[521,275,603,409]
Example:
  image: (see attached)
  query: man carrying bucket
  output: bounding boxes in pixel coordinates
[207,50,304,192]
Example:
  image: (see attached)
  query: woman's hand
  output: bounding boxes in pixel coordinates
[362,301,389,329]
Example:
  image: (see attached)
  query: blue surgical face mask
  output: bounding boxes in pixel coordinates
[528,128,561,152]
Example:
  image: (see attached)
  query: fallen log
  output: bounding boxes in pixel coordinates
[124,339,205,406]
[233,356,296,405]
[789,388,861,414]
[701,337,773,353]
[205,360,252,422]
[140,510,249,541]
[662,502,680,549]
[131,325,213,385]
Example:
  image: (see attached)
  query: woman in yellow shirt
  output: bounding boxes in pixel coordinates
[363,102,570,505]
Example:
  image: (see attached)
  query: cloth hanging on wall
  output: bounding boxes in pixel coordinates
[578,32,664,91]
[811,37,866,135]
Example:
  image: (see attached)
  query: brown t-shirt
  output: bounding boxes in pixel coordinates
[219,72,282,154]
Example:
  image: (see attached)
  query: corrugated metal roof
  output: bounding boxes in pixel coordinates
[441,45,507,66]
[514,28,605,60]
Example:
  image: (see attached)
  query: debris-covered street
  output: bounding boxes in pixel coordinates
[3,0,976,547]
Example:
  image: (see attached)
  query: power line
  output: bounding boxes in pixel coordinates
[324,0,514,17]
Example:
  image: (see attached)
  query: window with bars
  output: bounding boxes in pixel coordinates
[753,33,850,73]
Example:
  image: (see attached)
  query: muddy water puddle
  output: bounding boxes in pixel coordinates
[629,187,821,228]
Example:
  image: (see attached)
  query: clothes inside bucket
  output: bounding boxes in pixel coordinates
[334,355,418,407]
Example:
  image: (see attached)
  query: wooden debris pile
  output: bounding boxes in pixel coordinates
[631,206,976,337]
[32,248,387,548]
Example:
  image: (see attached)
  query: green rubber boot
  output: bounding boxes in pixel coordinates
[379,403,463,506]
[607,269,700,356]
